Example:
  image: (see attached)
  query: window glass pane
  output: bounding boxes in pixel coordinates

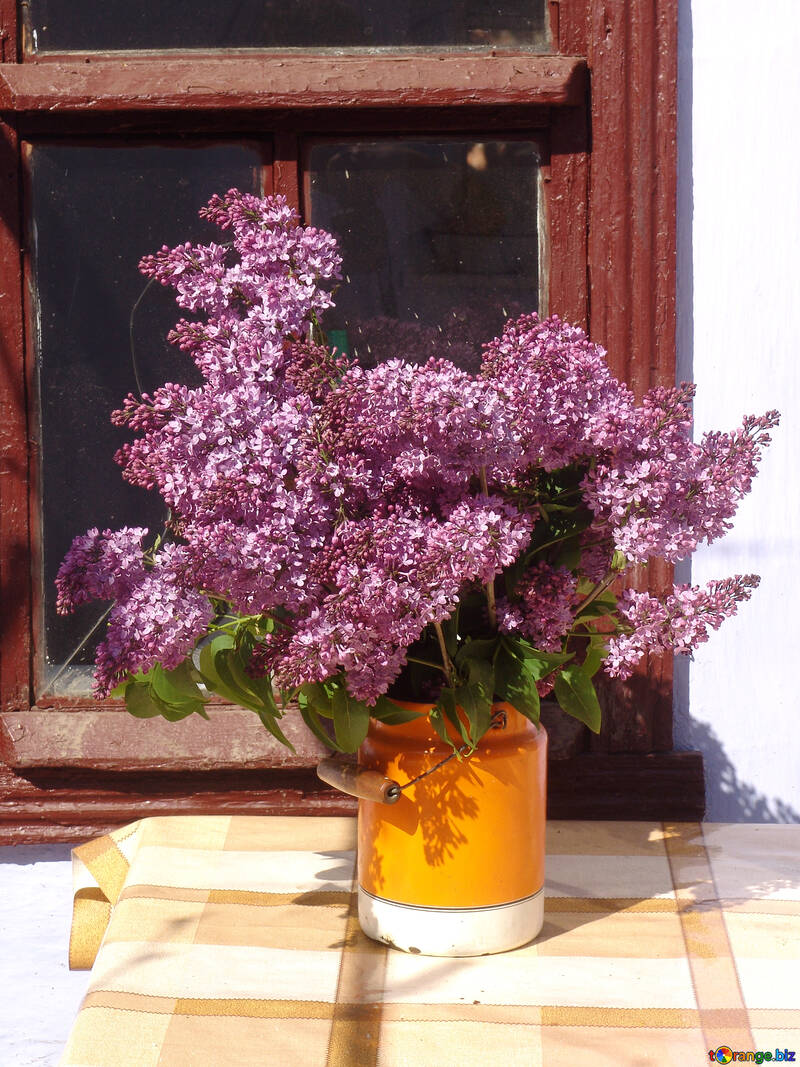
[23,0,547,52]
[30,142,264,695]
[308,139,540,371]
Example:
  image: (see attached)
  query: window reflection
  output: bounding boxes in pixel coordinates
[309,139,541,371]
[30,143,263,692]
[24,0,547,51]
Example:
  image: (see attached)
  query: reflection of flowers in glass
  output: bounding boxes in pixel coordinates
[343,300,525,372]
[56,191,777,732]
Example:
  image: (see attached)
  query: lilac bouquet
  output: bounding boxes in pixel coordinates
[57,191,778,753]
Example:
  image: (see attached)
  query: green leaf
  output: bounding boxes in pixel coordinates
[494,644,541,724]
[554,535,582,571]
[150,661,208,707]
[209,631,236,653]
[457,647,495,689]
[454,646,495,746]
[147,689,201,722]
[199,646,256,710]
[196,635,241,704]
[205,641,295,750]
[123,668,209,723]
[575,589,618,622]
[502,636,574,680]
[580,642,606,679]
[251,703,295,752]
[196,637,293,746]
[299,702,344,752]
[454,637,498,668]
[220,647,279,718]
[331,687,370,752]
[453,682,492,748]
[439,612,460,657]
[438,687,471,747]
[428,702,458,752]
[371,696,425,725]
[300,681,335,718]
[207,641,267,715]
[124,682,164,719]
[593,591,618,611]
[215,653,290,745]
[553,664,603,733]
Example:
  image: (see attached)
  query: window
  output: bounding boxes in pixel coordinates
[0,0,699,841]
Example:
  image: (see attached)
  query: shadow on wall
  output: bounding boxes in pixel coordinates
[675,657,800,822]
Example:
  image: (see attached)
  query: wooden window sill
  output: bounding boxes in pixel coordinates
[0,54,586,112]
[0,751,705,843]
[0,706,327,771]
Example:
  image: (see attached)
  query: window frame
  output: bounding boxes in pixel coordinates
[0,0,700,840]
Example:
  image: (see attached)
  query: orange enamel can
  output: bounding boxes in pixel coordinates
[357,701,547,956]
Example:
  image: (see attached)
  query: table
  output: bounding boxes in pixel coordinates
[61,816,800,1066]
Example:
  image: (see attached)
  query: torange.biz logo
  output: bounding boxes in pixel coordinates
[709,1050,796,1064]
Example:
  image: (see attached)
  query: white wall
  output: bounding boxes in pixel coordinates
[674,0,800,819]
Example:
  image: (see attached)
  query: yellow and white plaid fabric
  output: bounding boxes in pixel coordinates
[61,817,800,1066]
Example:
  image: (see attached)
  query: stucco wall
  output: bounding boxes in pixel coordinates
[674,0,800,819]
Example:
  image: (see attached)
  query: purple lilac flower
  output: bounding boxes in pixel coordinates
[603,575,761,679]
[316,356,517,514]
[582,385,780,564]
[497,562,579,652]
[56,527,149,611]
[258,496,532,703]
[93,544,213,696]
[56,192,777,704]
[480,314,634,472]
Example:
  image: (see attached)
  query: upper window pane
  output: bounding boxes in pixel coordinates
[308,138,541,371]
[30,142,264,695]
[23,0,548,52]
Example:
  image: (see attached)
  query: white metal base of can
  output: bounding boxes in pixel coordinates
[357,885,545,957]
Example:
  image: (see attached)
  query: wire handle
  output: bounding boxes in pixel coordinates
[315,709,508,805]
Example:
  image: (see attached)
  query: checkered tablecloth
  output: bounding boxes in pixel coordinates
[61,816,800,1066]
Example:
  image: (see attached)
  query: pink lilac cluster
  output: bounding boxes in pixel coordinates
[94,544,213,691]
[581,384,779,563]
[314,357,517,512]
[603,576,760,679]
[497,563,579,652]
[481,314,635,473]
[252,496,532,701]
[56,191,777,702]
[56,529,212,694]
[55,527,150,611]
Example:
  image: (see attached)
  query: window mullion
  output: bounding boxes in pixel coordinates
[0,116,32,715]
[273,132,300,213]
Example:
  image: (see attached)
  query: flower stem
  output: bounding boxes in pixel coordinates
[432,621,455,688]
[407,654,451,676]
[575,572,618,616]
[478,467,498,630]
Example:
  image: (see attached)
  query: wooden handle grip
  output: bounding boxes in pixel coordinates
[316,758,401,804]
